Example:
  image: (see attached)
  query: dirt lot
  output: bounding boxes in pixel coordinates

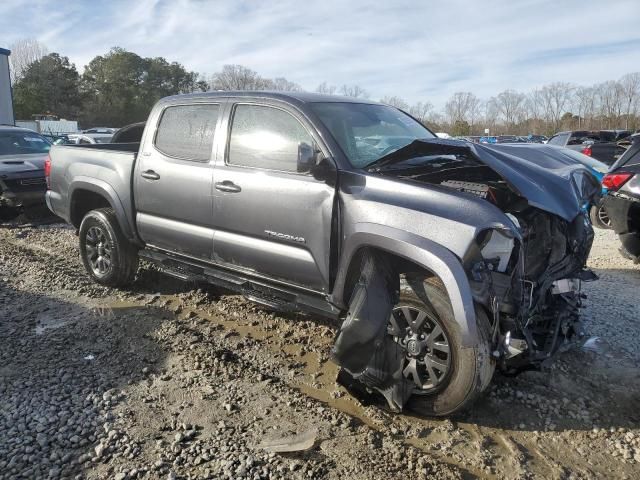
[0,218,639,480]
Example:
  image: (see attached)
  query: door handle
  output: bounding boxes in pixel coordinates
[215,181,241,193]
[141,170,160,180]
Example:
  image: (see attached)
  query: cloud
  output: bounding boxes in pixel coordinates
[1,0,639,107]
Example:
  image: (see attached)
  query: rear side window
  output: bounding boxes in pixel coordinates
[155,104,219,161]
[227,104,313,172]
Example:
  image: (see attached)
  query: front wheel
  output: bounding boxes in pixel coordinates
[392,274,494,416]
[79,208,138,287]
[589,204,612,229]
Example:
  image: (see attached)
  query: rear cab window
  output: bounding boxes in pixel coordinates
[227,104,314,172]
[154,104,220,161]
[548,133,569,146]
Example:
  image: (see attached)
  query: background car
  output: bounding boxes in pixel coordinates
[68,133,114,144]
[602,142,640,262]
[82,127,117,134]
[547,130,630,165]
[0,126,50,219]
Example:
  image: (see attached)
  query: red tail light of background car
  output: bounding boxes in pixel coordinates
[581,145,592,156]
[602,172,632,191]
[44,155,51,189]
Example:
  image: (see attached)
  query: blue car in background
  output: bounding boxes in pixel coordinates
[491,143,611,228]
[479,136,497,144]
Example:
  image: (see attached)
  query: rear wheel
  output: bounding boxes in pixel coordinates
[79,208,138,287]
[392,274,494,416]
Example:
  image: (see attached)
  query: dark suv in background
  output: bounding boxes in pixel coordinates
[602,141,640,262]
[547,130,630,165]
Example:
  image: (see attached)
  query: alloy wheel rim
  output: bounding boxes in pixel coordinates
[598,206,611,227]
[388,305,452,393]
[85,226,112,276]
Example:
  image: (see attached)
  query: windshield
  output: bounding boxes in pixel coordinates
[0,131,51,156]
[310,102,435,168]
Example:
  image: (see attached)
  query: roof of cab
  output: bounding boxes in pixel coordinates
[160,90,380,106]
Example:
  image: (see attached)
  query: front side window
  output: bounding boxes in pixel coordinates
[0,131,51,155]
[310,102,435,168]
[154,104,219,161]
[228,104,313,172]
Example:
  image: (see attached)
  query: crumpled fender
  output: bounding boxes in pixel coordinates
[331,222,479,348]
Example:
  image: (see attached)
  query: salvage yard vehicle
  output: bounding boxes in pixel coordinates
[0,126,50,218]
[46,92,599,416]
[547,130,630,166]
[602,141,640,262]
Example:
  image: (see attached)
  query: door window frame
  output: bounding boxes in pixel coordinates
[222,101,331,176]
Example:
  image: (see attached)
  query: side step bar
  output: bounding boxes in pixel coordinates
[138,248,342,319]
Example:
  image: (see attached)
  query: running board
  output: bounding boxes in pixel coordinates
[138,248,341,319]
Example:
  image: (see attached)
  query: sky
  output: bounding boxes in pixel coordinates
[1,0,640,107]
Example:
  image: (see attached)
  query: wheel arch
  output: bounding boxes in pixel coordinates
[69,178,136,241]
[331,223,479,348]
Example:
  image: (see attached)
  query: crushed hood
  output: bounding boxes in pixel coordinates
[367,139,601,222]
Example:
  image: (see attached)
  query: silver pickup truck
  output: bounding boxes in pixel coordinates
[46,91,599,416]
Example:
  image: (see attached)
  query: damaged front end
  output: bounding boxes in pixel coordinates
[332,140,600,411]
[469,208,596,373]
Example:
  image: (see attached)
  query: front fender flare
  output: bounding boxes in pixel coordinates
[332,223,479,348]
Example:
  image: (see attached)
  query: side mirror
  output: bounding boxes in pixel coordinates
[297,142,317,173]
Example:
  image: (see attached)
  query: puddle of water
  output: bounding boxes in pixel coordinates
[34,312,73,335]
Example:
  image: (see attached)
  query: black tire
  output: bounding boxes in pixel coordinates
[397,274,494,416]
[589,204,611,230]
[78,208,138,287]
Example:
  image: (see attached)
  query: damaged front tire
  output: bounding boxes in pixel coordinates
[401,275,494,416]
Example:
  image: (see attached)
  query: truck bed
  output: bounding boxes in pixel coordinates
[46,143,140,236]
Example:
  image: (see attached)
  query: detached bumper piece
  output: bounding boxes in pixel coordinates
[330,252,411,412]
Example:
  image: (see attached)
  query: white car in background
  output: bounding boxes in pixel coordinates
[68,133,113,145]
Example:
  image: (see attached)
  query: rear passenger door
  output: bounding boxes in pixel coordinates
[211,101,336,292]
[135,102,223,260]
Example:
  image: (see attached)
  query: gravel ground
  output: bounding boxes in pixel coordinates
[0,219,639,479]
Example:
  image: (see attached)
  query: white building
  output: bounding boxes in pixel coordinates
[0,47,14,125]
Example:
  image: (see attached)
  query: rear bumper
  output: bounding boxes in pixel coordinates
[0,181,47,207]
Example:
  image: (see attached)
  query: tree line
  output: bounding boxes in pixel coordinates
[8,38,640,134]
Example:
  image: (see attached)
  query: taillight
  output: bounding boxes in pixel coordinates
[602,172,632,191]
[44,155,51,189]
[581,146,592,156]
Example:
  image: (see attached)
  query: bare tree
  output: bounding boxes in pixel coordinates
[619,72,640,129]
[539,82,575,131]
[573,86,597,129]
[444,92,480,127]
[339,84,369,99]
[8,38,48,84]
[596,81,624,129]
[267,77,302,92]
[492,89,527,127]
[315,82,337,95]
[380,95,409,110]
[409,101,434,124]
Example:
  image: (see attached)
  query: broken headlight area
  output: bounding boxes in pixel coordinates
[470,208,597,373]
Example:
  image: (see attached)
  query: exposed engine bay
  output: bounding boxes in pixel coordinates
[333,140,599,411]
[379,146,597,370]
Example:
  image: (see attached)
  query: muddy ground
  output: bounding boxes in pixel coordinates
[0,216,639,480]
